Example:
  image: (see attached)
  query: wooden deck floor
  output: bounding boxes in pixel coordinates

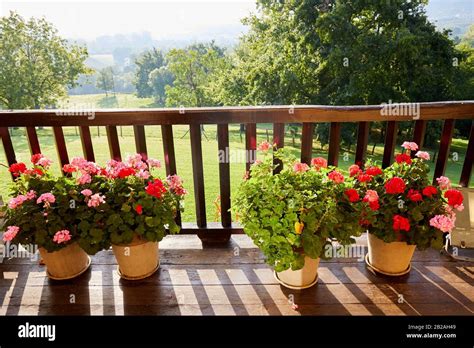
[0,235,473,316]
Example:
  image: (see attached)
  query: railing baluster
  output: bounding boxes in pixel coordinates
[245,123,257,173]
[26,126,41,155]
[106,126,121,161]
[217,124,231,228]
[273,123,285,173]
[133,125,148,160]
[460,121,474,187]
[53,126,69,167]
[355,122,369,165]
[190,124,206,228]
[300,123,314,165]
[161,125,181,226]
[411,120,427,158]
[433,119,455,182]
[328,122,341,166]
[0,127,17,178]
[79,126,95,162]
[382,121,398,168]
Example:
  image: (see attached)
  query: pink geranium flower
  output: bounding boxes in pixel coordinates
[430,214,456,233]
[135,169,151,179]
[257,141,272,152]
[53,230,71,244]
[311,157,328,170]
[328,170,344,184]
[415,151,430,160]
[8,195,28,209]
[167,175,187,196]
[77,173,92,185]
[26,190,36,200]
[293,162,309,173]
[363,190,379,203]
[37,193,56,207]
[146,158,161,168]
[436,176,451,190]
[81,189,92,197]
[3,226,20,242]
[87,193,105,208]
[401,141,419,152]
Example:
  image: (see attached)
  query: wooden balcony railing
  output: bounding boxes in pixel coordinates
[0,101,473,244]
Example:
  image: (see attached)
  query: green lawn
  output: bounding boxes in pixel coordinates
[0,93,470,222]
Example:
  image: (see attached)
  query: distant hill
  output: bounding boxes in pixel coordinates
[426,0,473,37]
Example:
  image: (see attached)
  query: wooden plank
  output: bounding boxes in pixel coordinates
[355,122,369,165]
[1,102,473,126]
[106,126,121,161]
[79,126,95,162]
[412,120,427,149]
[26,126,41,155]
[189,124,206,228]
[300,123,314,165]
[0,127,16,179]
[52,126,69,167]
[217,124,231,228]
[245,123,257,172]
[382,121,398,168]
[460,121,474,187]
[133,125,148,160]
[161,125,177,176]
[327,122,341,166]
[272,123,285,174]
[433,119,455,182]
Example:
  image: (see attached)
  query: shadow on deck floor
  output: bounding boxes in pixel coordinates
[0,235,473,316]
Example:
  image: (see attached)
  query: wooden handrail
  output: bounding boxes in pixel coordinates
[0,101,473,244]
[0,101,473,126]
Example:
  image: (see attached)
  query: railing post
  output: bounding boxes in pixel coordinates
[382,121,398,168]
[433,119,455,183]
[460,121,474,187]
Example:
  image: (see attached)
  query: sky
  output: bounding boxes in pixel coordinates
[0,0,257,40]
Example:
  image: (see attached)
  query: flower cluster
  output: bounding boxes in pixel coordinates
[344,141,463,249]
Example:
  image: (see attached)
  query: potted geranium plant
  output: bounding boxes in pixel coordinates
[347,141,464,276]
[1,154,91,280]
[99,154,186,280]
[232,142,362,289]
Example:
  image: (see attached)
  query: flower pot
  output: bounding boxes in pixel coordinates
[39,242,91,280]
[112,235,159,280]
[366,233,416,276]
[274,256,320,289]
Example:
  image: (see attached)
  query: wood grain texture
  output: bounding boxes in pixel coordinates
[355,122,369,165]
[460,121,473,187]
[0,102,472,126]
[79,126,95,162]
[433,119,455,182]
[382,121,398,168]
[26,126,41,155]
[0,235,472,316]
[300,123,314,165]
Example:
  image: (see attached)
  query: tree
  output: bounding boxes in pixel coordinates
[165,42,226,107]
[148,66,174,106]
[96,67,115,97]
[220,0,473,149]
[134,48,167,98]
[0,12,91,109]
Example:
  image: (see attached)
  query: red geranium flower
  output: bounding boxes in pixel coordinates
[8,162,27,176]
[368,200,380,211]
[32,168,43,176]
[63,164,77,173]
[444,189,463,208]
[349,164,361,177]
[135,204,143,215]
[393,215,410,231]
[422,186,437,197]
[328,170,344,184]
[145,179,167,198]
[385,177,406,194]
[344,189,360,202]
[407,189,423,202]
[31,153,43,165]
[365,166,383,176]
[357,173,373,183]
[117,167,136,178]
[395,153,412,165]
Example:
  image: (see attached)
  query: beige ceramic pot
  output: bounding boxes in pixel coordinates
[112,235,159,280]
[39,242,91,280]
[274,256,320,289]
[366,233,416,276]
